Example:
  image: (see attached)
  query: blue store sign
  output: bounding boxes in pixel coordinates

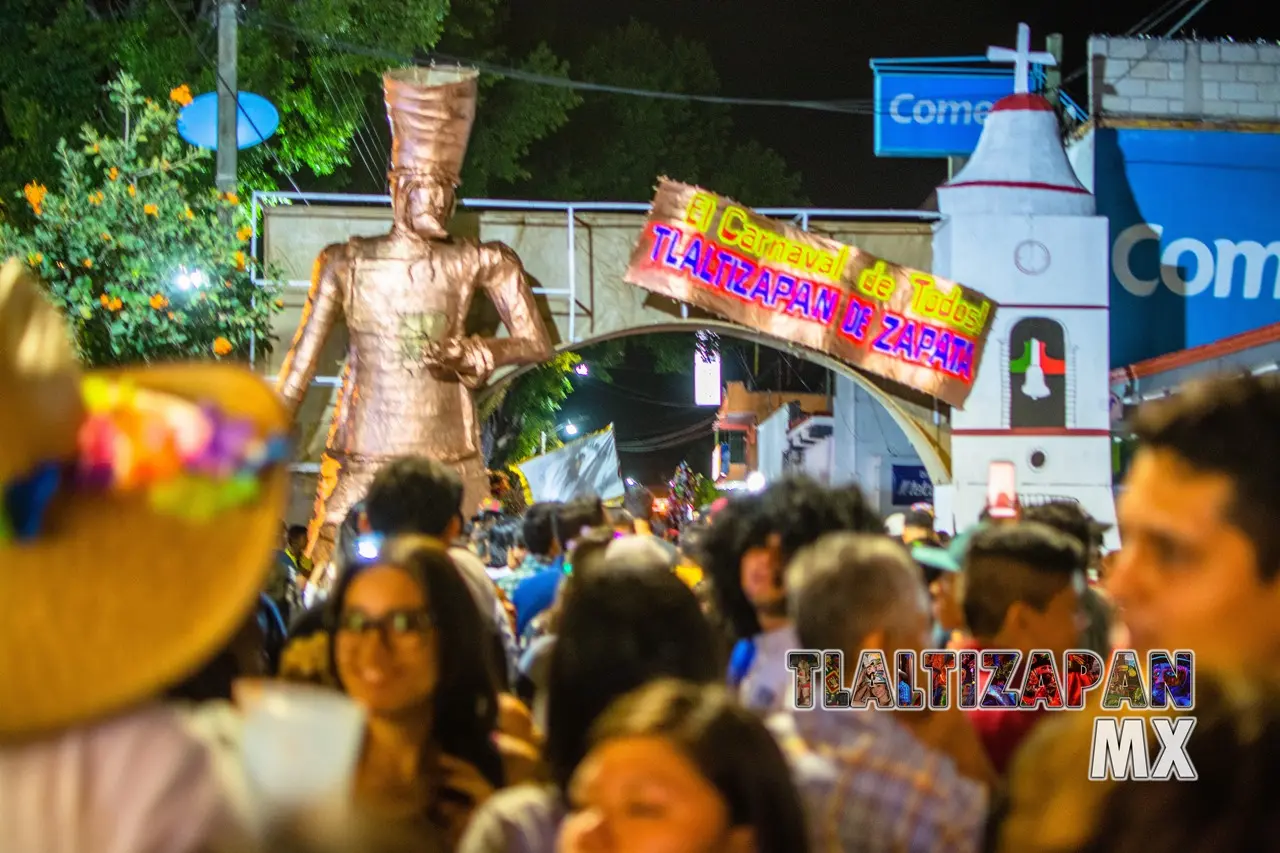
[871,59,1016,158]
[891,465,934,506]
[1094,128,1280,367]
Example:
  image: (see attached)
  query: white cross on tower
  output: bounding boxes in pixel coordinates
[987,22,1057,95]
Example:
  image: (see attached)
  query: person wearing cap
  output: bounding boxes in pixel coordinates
[0,259,290,852]
[901,507,938,547]
[911,545,966,648]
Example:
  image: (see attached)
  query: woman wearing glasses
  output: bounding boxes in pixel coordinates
[326,536,531,848]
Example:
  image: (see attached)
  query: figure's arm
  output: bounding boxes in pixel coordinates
[275,245,347,416]
[475,242,554,368]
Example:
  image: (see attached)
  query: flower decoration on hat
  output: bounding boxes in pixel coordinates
[2,375,289,544]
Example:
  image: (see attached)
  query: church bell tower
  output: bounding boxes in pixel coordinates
[933,24,1117,538]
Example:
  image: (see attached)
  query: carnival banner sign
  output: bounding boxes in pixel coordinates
[624,179,998,408]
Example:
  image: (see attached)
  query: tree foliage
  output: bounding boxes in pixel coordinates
[514,19,805,207]
[481,351,584,469]
[0,73,280,366]
[0,0,578,201]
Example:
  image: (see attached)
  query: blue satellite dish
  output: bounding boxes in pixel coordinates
[177,91,280,150]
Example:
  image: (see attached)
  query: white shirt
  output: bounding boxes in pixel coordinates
[0,705,242,853]
[738,624,801,714]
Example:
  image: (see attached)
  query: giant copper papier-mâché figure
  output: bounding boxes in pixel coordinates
[275,67,553,566]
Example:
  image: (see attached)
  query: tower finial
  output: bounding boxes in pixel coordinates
[987,22,1057,94]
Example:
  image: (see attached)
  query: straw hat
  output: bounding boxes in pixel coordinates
[0,259,289,740]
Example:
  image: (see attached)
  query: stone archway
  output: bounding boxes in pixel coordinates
[484,318,952,484]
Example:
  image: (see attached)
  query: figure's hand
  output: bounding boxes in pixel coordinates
[422,336,495,389]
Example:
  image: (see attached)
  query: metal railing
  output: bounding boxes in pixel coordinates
[250,191,943,386]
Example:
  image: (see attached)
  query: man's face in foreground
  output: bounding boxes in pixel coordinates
[1111,447,1280,671]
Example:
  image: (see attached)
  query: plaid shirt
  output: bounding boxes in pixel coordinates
[768,709,987,853]
[496,553,557,599]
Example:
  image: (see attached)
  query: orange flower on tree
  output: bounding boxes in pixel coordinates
[150,294,169,310]
[24,182,47,216]
[169,84,193,107]
[144,203,159,216]
[108,167,119,181]
[236,226,253,242]
[183,207,195,220]
[233,251,247,271]
[223,192,239,205]
[82,259,93,269]
[100,295,123,312]
[27,252,43,266]
[128,184,137,198]
[88,191,105,206]
[213,337,233,356]
[168,311,177,321]
[99,294,109,307]
[101,232,112,242]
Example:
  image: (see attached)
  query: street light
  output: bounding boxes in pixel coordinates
[173,267,208,291]
[574,363,589,376]
[541,421,580,454]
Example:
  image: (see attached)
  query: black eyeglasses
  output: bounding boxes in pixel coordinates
[337,609,434,644]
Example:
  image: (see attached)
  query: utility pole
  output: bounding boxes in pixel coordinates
[216,0,238,221]
[1045,33,1064,108]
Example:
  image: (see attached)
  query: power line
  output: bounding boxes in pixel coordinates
[616,417,719,451]
[583,375,706,409]
[1162,0,1216,37]
[1055,0,1208,92]
[1126,0,1194,35]
[248,14,879,116]
[159,0,309,202]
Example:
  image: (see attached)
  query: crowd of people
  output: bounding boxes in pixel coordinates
[5,256,1280,852]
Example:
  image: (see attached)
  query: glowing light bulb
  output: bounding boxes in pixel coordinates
[746,471,766,492]
[356,535,379,560]
[564,423,579,436]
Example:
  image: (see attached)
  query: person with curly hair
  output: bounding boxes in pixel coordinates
[697,477,883,714]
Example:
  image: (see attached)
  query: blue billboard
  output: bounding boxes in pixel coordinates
[1094,128,1280,367]
[871,62,1016,158]
[891,465,934,506]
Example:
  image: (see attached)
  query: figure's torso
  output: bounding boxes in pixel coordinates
[330,233,485,461]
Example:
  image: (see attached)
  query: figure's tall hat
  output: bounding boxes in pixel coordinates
[383,66,480,185]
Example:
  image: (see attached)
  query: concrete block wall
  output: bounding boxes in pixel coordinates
[1089,37,1280,121]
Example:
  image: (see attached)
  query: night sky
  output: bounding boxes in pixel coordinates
[508,0,1271,487]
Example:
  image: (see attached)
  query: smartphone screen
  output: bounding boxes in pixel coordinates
[987,461,1018,519]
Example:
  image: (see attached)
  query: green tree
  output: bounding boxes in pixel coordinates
[0,73,280,365]
[480,351,584,468]
[515,19,805,207]
[0,0,578,202]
